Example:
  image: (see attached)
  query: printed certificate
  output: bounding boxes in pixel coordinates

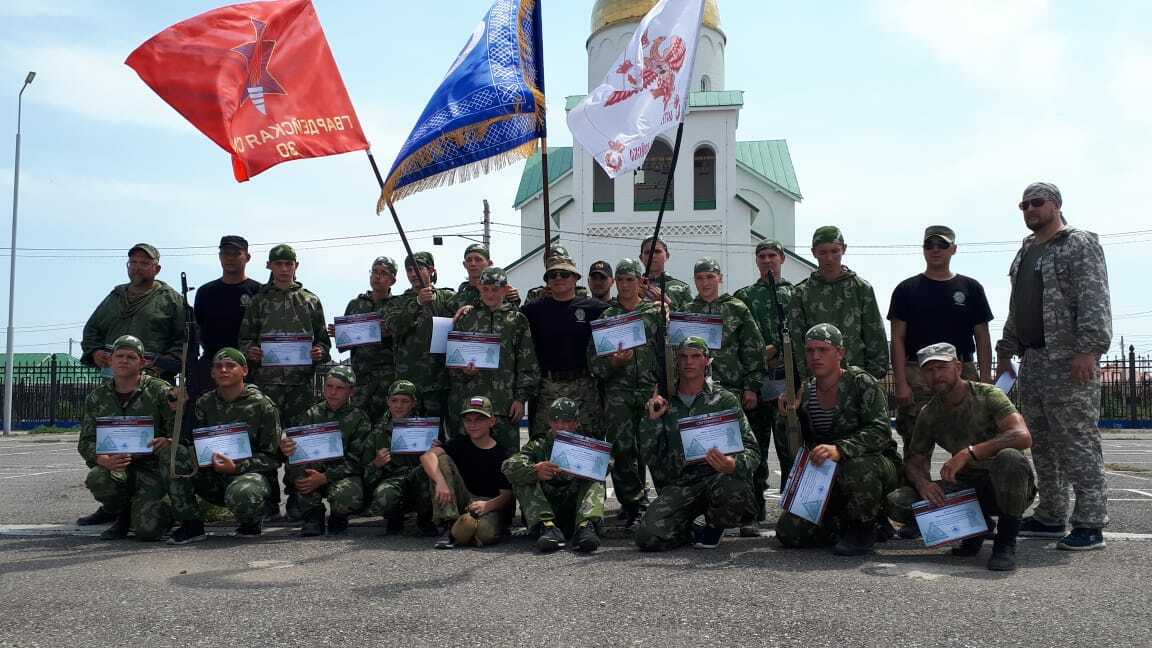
[550,432,612,481]
[285,421,344,465]
[260,333,313,367]
[913,488,989,547]
[390,417,441,454]
[780,448,838,525]
[334,313,382,350]
[429,317,453,353]
[192,423,253,467]
[668,313,724,349]
[591,311,647,356]
[678,408,744,463]
[445,331,502,369]
[94,416,155,455]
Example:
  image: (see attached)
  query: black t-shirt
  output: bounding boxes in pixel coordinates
[444,436,512,498]
[520,296,608,372]
[887,274,993,362]
[1011,244,1047,350]
[194,278,262,356]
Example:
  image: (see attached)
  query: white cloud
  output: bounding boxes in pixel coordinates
[1110,47,1152,124]
[872,0,1065,91]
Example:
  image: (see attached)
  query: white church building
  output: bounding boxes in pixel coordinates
[505,0,814,292]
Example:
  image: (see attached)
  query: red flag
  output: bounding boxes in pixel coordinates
[126,0,368,181]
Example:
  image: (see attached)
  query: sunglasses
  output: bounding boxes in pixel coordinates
[923,240,951,250]
[1018,197,1046,211]
[545,270,574,280]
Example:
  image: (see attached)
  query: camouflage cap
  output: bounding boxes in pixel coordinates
[678,335,712,357]
[805,323,844,348]
[388,380,419,399]
[545,245,570,260]
[372,256,398,275]
[917,342,959,367]
[923,225,956,245]
[326,365,356,386]
[544,256,580,279]
[694,257,722,274]
[213,347,248,367]
[755,239,784,255]
[460,395,494,418]
[1022,181,1062,207]
[479,267,508,286]
[129,243,160,260]
[811,226,845,247]
[111,334,145,357]
[464,243,490,260]
[405,251,435,268]
[615,258,644,278]
[268,244,297,262]
[548,397,580,421]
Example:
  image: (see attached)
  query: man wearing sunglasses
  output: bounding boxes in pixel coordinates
[522,245,590,306]
[996,182,1112,551]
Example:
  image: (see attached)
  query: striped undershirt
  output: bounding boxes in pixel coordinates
[806,382,835,435]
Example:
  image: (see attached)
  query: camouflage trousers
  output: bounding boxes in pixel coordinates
[258,383,314,427]
[887,448,1037,525]
[1019,348,1108,528]
[430,453,512,545]
[168,446,272,526]
[777,451,900,548]
[368,466,431,518]
[602,386,651,508]
[353,370,395,424]
[895,361,979,453]
[530,375,601,440]
[285,464,364,516]
[746,400,795,521]
[513,477,605,538]
[85,455,172,541]
[635,473,758,551]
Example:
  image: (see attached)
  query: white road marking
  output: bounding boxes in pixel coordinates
[0,468,85,480]
[1106,470,1152,482]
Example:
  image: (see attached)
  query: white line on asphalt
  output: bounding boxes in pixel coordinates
[1106,470,1152,482]
[0,468,85,480]
[1121,489,1152,497]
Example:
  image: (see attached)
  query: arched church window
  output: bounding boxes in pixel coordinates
[592,160,614,212]
[634,138,674,211]
[693,145,716,210]
[700,75,711,92]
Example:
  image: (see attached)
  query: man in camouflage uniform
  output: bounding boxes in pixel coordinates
[734,239,797,532]
[589,258,663,526]
[996,182,1112,551]
[383,252,456,422]
[168,348,282,544]
[79,242,186,526]
[455,243,522,309]
[278,366,370,537]
[502,398,605,553]
[635,337,761,551]
[887,343,1036,571]
[362,380,434,535]
[337,256,399,423]
[776,324,901,556]
[788,227,889,380]
[522,245,589,305]
[448,267,539,450]
[78,335,175,541]
[639,236,692,309]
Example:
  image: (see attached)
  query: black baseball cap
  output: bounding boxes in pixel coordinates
[588,260,613,277]
[219,235,249,251]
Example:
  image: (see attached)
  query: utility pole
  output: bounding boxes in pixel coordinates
[482,199,491,250]
[69,337,75,358]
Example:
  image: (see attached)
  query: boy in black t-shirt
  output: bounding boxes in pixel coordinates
[421,396,514,548]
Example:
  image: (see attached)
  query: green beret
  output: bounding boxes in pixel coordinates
[678,335,711,357]
[405,251,435,268]
[548,397,579,421]
[388,380,419,399]
[268,244,297,262]
[464,244,490,260]
[111,335,145,357]
[326,366,356,386]
[755,239,784,255]
[372,256,398,275]
[693,257,722,274]
[614,258,644,278]
[805,323,844,348]
[213,347,248,367]
[479,267,508,287]
[811,226,845,247]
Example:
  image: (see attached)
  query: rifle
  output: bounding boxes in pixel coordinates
[767,271,803,458]
[169,272,197,479]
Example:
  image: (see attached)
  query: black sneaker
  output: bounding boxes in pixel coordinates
[434,527,456,549]
[536,521,566,553]
[385,515,406,536]
[692,525,724,549]
[77,506,118,526]
[300,510,326,537]
[832,523,876,556]
[572,521,600,553]
[99,511,131,541]
[1019,516,1066,538]
[1057,527,1106,551]
[950,535,985,557]
[987,544,1017,571]
[328,514,349,535]
[232,521,262,538]
[168,521,207,545]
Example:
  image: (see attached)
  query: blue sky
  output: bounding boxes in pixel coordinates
[2,0,1151,360]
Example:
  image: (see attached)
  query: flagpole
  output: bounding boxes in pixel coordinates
[367,151,426,288]
[643,121,685,397]
[540,138,552,261]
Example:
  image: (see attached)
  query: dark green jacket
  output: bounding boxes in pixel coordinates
[194,384,282,475]
[81,281,185,368]
[78,374,173,467]
[292,400,371,482]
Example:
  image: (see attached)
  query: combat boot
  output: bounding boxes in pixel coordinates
[988,516,1021,571]
[77,505,119,526]
[832,522,876,556]
[99,510,131,541]
[535,521,566,552]
[328,513,349,535]
[572,520,600,553]
[300,509,326,537]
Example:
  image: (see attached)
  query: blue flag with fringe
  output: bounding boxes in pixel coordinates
[378,0,545,208]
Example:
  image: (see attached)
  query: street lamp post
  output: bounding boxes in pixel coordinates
[4,71,36,436]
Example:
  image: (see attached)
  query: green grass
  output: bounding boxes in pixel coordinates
[26,426,76,435]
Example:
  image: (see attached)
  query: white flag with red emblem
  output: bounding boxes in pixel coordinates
[567,0,706,179]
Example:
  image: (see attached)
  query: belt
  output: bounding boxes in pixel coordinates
[542,369,589,380]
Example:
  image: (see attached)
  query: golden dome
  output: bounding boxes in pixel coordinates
[591,0,722,35]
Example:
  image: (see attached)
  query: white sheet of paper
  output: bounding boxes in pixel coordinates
[391,417,441,454]
[913,488,989,547]
[668,312,724,349]
[550,432,612,481]
[192,423,253,467]
[678,408,744,462]
[781,448,837,524]
[445,332,502,369]
[285,422,344,465]
[260,334,313,367]
[994,361,1019,394]
[591,311,648,356]
[334,313,382,350]
[429,317,453,354]
[95,416,155,455]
